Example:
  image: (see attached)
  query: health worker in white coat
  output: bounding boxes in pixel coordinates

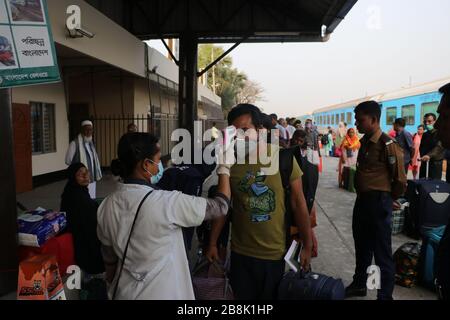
[97,132,232,300]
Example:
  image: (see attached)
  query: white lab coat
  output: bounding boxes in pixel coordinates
[97,183,207,300]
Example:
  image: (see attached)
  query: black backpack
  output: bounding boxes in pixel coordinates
[321,135,329,146]
[279,147,319,248]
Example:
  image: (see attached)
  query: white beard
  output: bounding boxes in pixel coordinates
[84,136,93,143]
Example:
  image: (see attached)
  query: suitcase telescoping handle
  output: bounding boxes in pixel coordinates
[420,158,430,179]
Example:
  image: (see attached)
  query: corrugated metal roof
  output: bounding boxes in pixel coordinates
[86,0,357,43]
[313,76,450,114]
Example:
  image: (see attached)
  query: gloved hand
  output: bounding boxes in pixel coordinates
[216,126,236,176]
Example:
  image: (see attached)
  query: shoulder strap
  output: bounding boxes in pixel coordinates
[279,148,294,189]
[112,189,154,300]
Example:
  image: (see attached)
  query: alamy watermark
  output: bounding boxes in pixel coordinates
[170,122,281,175]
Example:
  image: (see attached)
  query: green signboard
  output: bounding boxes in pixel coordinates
[0,0,60,88]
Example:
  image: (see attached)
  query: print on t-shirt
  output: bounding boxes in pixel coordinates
[238,170,276,223]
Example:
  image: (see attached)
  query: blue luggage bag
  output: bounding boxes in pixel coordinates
[419,225,446,290]
[278,270,345,300]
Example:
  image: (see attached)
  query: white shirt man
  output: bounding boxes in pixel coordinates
[65,120,102,198]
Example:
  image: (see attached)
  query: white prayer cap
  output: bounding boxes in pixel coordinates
[81,120,93,127]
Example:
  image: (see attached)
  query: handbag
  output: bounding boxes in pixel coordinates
[111,190,153,300]
[192,257,234,300]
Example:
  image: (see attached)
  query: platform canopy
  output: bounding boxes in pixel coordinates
[86,0,357,43]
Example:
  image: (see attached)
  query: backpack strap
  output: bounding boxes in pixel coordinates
[279,148,294,189]
[279,148,294,250]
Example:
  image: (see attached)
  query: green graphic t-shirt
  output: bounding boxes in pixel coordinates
[230,149,302,261]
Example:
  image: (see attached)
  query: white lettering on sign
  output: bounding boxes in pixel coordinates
[66,5,81,31]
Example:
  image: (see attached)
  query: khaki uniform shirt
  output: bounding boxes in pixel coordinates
[355,128,407,199]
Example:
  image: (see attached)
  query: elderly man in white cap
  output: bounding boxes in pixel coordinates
[65,120,102,198]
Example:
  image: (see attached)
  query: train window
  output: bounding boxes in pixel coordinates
[327,115,331,124]
[331,115,334,125]
[401,105,415,125]
[421,102,439,121]
[335,114,339,124]
[346,112,352,125]
[386,107,397,126]
[340,113,345,123]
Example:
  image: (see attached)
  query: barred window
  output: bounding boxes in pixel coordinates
[386,107,397,126]
[401,105,415,125]
[421,102,439,121]
[346,112,352,125]
[31,102,56,154]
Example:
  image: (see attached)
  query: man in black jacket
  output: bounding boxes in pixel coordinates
[419,113,445,179]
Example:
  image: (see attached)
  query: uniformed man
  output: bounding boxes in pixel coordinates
[345,101,407,300]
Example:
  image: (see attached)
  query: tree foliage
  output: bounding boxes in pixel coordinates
[198,44,264,115]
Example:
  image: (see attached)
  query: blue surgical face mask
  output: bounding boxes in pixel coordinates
[144,159,164,185]
[426,124,434,131]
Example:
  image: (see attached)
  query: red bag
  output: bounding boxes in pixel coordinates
[18,233,75,276]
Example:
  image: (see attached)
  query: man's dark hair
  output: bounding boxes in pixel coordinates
[270,113,278,121]
[261,113,275,130]
[227,103,262,127]
[212,122,216,126]
[394,118,406,127]
[439,82,450,95]
[354,101,381,122]
[424,113,437,121]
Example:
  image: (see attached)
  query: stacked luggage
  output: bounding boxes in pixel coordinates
[403,163,450,297]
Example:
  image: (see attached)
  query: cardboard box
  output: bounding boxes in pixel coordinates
[18,210,67,247]
[17,254,66,300]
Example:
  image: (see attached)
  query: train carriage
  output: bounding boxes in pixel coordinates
[312,77,449,133]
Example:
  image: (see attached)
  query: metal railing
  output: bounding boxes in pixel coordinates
[91,114,226,167]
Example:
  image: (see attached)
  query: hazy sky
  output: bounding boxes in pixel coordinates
[149,0,450,117]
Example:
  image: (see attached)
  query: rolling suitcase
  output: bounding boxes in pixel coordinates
[278,269,345,300]
[419,225,446,290]
[405,162,450,237]
[436,220,450,300]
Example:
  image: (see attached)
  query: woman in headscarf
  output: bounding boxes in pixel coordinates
[60,163,105,280]
[335,122,347,187]
[340,128,361,167]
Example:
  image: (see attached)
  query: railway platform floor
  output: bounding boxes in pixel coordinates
[5,156,439,300]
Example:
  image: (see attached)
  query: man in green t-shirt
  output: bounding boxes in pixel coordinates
[206,104,312,300]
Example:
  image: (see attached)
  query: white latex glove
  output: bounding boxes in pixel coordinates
[216,127,237,176]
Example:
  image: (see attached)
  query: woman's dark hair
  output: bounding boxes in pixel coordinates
[417,124,425,129]
[111,133,160,179]
[227,103,262,127]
